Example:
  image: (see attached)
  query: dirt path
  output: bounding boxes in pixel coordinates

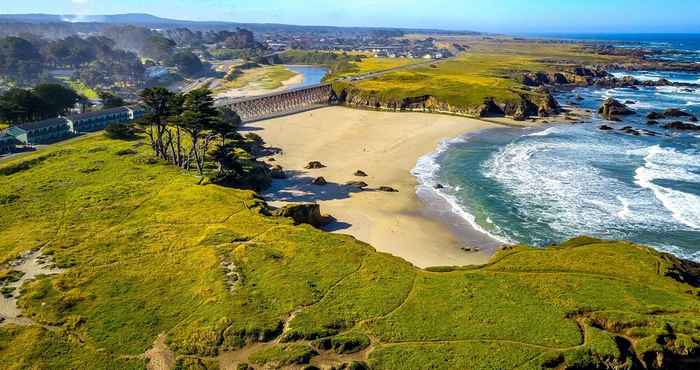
[0,250,62,326]
[145,334,176,370]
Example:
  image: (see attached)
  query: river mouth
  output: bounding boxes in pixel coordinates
[0,250,62,326]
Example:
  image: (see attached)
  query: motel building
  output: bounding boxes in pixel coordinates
[7,117,74,146]
[1,105,147,150]
[0,133,19,154]
[67,106,145,133]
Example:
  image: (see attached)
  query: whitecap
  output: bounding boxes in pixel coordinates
[616,196,632,220]
[525,127,559,137]
[633,145,700,230]
[411,132,511,244]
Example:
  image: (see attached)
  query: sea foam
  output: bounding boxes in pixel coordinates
[412,133,511,244]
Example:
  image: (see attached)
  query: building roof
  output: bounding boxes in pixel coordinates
[67,107,131,121]
[17,117,70,131]
[126,105,146,112]
[0,131,19,143]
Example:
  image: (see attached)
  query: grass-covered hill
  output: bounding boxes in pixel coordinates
[0,133,699,369]
[329,39,625,117]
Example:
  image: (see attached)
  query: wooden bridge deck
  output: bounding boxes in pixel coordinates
[215,83,335,123]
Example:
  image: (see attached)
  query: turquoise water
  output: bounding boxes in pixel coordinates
[416,70,700,261]
[285,65,328,87]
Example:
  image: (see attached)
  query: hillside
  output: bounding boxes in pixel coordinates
[0,133,699,369]
[0,13,480,35]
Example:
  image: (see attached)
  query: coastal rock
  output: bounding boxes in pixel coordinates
[598,98,635,120]
[662,108,694,118]
[270,165,286,179]
[476,97,505,117]
[624,100,636,105]
[346,181,369,189]
[305,161,326,169]
[378,186,399,193]
[434,184,445,189]
[551,72,569,84]
[647,120,659,125]
[354,170,368,177]
[272,203,334,227]
[312,177,327,185]
[461,247,481,253]
[620,126,641,136]
[538,93,561,117]
[690,116,699,122]
[504,96,539,120]
[646,112,664,120]
[599,125,614,131]
[662,121,700,131]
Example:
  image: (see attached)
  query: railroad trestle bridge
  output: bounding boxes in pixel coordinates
[216,83,336,123]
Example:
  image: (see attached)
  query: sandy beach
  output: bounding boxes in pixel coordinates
[248,106,518,268]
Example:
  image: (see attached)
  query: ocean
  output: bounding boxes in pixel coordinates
[414,34,700,261]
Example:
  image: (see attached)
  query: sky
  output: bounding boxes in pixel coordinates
[3,0,700,34]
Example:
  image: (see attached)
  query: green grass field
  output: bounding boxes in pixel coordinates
[0,134,698,369]
[331,40,626,111]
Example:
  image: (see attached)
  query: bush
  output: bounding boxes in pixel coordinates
[314,333,370,354]
[104,123,136,140]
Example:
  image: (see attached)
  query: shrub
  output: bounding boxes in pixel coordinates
[314,333,370,354]
[104,123,135,140]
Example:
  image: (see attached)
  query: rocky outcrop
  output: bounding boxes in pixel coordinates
[346,181,369,189]
[312,177,327,185]
[662,121,700,131]
[378,186,399,193]
[354,170,368,177]
[647,112,664,120]
[333,85,562,121]
[662,108,695,118]
[647,109,698,122]
[538,92,561,117]
[272,203,334,227]
[270,165,286,179]
[503,96,539,121]
[599,125,614,131]
[476,97,505,117]
[598,98,635,120]
[305,161,326,169]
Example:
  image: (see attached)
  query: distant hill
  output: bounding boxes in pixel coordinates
[0,13,480,35]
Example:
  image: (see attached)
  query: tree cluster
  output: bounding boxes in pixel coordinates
[103,26,176,62]
[166,51,204,77]
[0,83,79,124]
[139,87,242,177]
[0,37,43,84]
[0,35,145,87]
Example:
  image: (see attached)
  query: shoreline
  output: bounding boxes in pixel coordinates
[248,106,547,268]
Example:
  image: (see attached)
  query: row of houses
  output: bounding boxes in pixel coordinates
[0,106,146,154]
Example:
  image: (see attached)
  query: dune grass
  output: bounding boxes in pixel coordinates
[0,133,698,369]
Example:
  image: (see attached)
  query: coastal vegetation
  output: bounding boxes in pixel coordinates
[0,83,80,124]
[0,128,699,369]
[213,65,297,93]
[329,39,627,117]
